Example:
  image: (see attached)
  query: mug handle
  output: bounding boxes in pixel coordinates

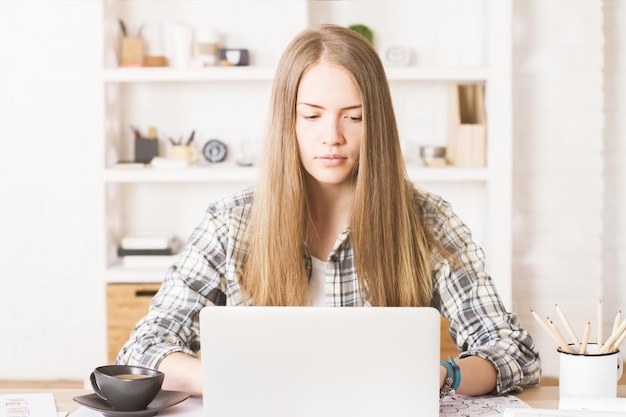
[89,372,108,401]
[617,355,624,381]
[189,146,200,164]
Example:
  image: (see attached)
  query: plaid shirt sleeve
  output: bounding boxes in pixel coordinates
[115,189,254,369]
[421,192,541,395]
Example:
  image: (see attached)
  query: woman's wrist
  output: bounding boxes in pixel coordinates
[439,357,461,399]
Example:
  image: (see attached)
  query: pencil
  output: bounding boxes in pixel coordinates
[531,310,566,350]
[614,327,626,353]
[599,320,626,354]
[548,317,574,353]
[531,309,553,335]
[555,304,581,351]
[579,321,590,354]
[612,310,622,335]
[597,300,604,351]
[606,310,623,353]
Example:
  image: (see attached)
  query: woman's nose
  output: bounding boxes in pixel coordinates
[321,118,343,145]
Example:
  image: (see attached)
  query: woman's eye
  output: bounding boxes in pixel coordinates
[304,114,319,120]
[347,115,362,122]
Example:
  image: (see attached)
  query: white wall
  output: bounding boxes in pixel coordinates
[512,0,623,378]
[603,0,626,325]
[0,0,105,380]
[0,0,624,382]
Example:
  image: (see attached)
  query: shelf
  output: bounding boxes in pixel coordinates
[106,264,166,283]
[104,163,257,183]
[384,67,489,82]
[102,66,490,83]
[103,67,276,82]
[406,166,489,182]
[103,163,488,184]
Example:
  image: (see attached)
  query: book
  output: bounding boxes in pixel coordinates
[121,235,179,250]
[118,237,181,256]
[118,247,177,256]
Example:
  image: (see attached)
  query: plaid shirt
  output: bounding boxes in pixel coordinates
[116,187,541,394]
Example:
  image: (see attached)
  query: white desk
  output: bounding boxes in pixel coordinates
[1,386,626,416]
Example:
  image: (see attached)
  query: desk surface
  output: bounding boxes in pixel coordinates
[1,386,625,415]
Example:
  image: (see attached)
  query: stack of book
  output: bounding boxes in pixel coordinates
[118,235,181,269]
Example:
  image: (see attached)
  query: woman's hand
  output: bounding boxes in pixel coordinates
[157,352,203,396]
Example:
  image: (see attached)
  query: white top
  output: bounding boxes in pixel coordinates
[307,256,327,306]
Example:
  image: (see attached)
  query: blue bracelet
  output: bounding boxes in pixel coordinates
[439,356,461,397]
[447,357,461,391]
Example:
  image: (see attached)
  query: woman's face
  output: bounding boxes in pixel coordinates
[295,62,362,188]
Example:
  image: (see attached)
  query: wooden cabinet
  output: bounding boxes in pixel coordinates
[106,281,458,363]
[106,283,161,364]
[440,317,458,360]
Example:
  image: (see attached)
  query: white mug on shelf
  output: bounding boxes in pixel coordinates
[163,22,192,68]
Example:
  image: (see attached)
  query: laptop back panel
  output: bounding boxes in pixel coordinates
[200,306,440,417]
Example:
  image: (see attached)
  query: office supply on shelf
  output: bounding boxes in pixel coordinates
[202,139,227,163]
[200,306,441,417]
[134,137,158,164]
[117,247,177,257]
[186,130,195,145]
[121,235,178,250]
[118,19,127,37]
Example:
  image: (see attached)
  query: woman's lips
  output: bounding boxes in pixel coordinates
[316,154,347,166]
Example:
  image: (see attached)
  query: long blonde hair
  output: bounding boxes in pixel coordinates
[241,24,440,306]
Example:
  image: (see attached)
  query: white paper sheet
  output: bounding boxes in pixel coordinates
[72,395,531,417]
[72,394,626,417]
[502,407,626,417]
[0,393,57,417]
[439,394,531,416]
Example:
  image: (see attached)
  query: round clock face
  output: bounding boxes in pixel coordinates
[202,139,227,163]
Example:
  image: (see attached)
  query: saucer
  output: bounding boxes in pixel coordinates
[73,389,189,417]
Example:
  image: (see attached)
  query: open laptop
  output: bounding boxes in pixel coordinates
[199,306,440,417]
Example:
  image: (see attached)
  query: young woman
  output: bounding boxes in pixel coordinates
[117,24,541,398]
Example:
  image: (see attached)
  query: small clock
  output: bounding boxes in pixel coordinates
[202,139,227,163]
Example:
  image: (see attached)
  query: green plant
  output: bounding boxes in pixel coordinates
[348,24,374,45]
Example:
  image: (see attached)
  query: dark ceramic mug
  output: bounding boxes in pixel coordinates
[90,365,164,411]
